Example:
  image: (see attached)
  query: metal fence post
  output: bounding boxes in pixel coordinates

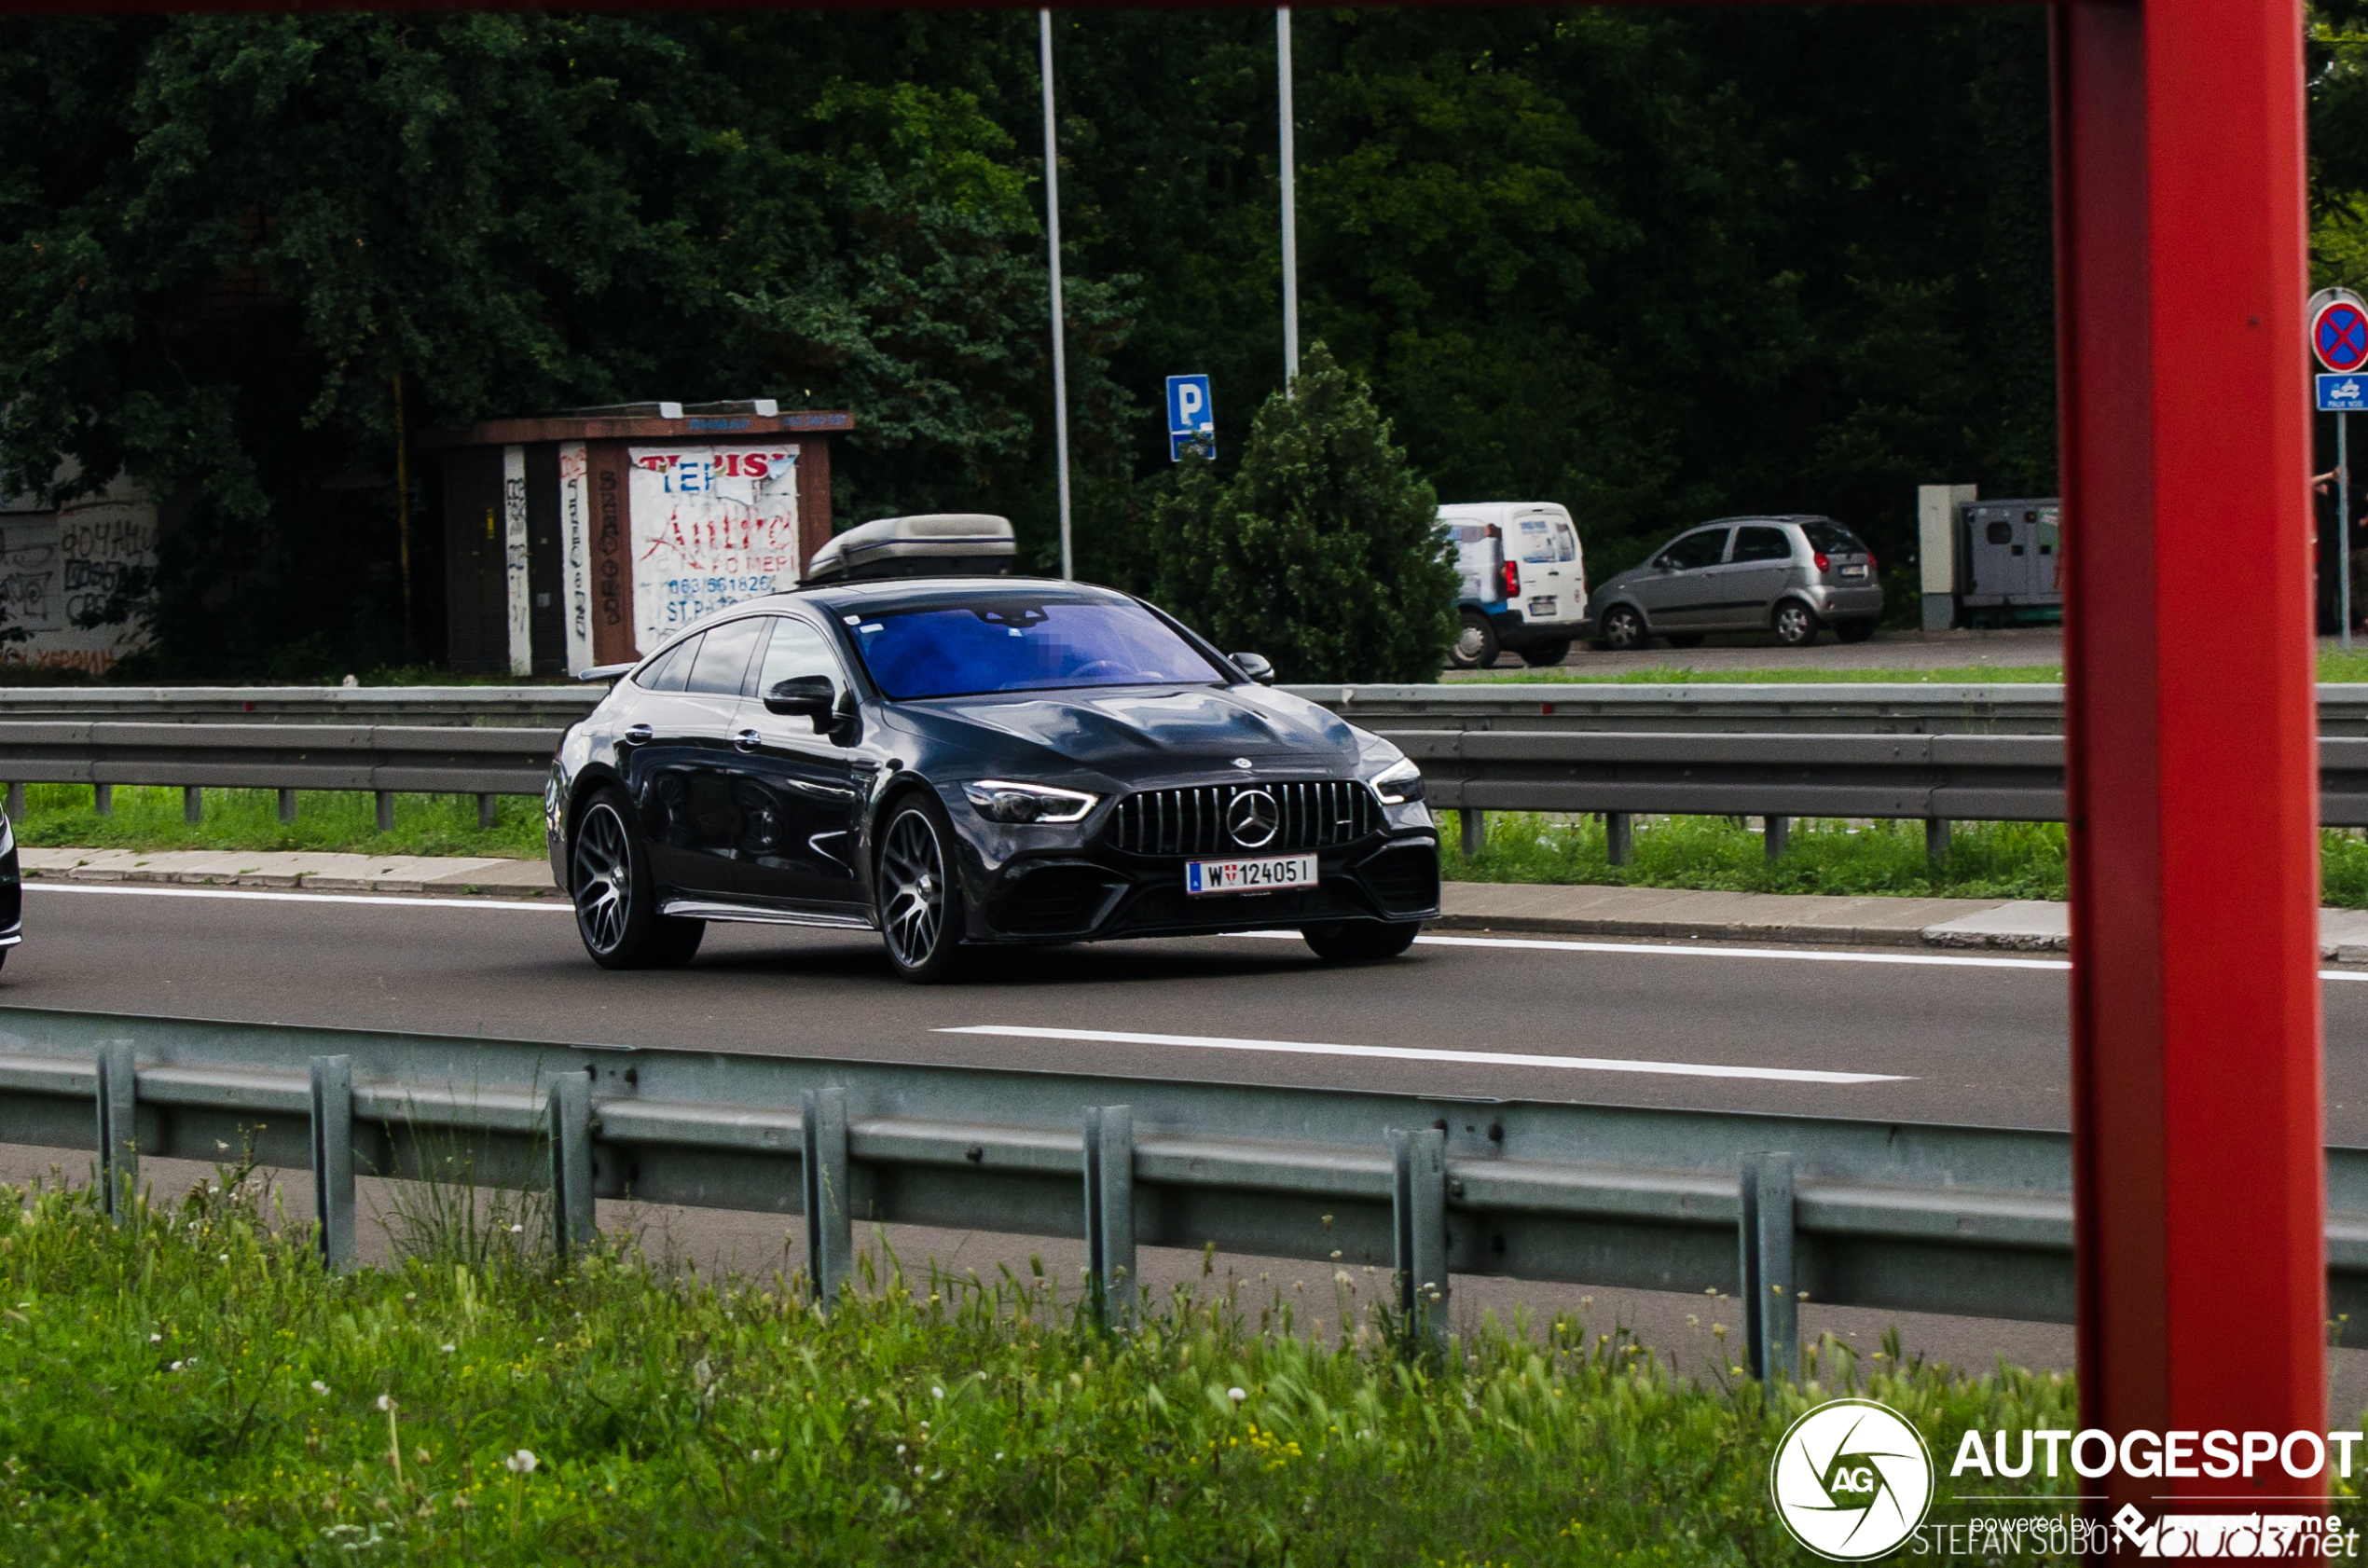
[92,783,111,818]
[95,1039,137,1224]
[374,791,395,833]
[1763,815,1790,860]
[802,1087,852,1310]
[1604,811,1633,867]
[310,1054,355,1272]
[547,1073,595,1265]
[1083,1105,1136,1330]
[1925,818,1952,868]
[1459,807,1487,860]
[1739,1151,1799,1381]
[4,782,21,818]
[183,787,202,825]
[477,794,498,831]
[1391,1126,1449,1349]
[277,789,297,826]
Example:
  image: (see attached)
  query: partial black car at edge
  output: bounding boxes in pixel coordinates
[545,578,1442,982]
[0,808,18,973]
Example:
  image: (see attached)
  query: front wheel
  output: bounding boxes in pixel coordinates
[1772,600,1820,647]
[1301,920,1422,963]
[1447,611,1500,670]
[1518,640,1572,668]
[571,790,704,970]
[1597,604,1648,652]
[877,796,968,983]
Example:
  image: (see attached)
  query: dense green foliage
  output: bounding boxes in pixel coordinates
[0,8,2068,676]
[0,1169,2103,1564]
[11,783,545,860]
[1151,343,1455,681]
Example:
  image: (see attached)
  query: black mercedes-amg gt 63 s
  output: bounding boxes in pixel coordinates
[545,578,1441,982]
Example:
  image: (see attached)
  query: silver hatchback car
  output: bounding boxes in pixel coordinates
[1583,516,1882,651]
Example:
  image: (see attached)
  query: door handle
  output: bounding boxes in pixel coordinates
[733,729,761,752]
[623,723,654,745]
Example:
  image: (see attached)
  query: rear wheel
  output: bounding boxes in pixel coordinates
[1518,640,1571,667]
[571,790,705,970]
[877,795,968,983]
[1598,604,1648,652]
[1772,599,1820,647]
[1301,919,1422,963]
[1835,617,1877,644]
[1447,611,1500,670]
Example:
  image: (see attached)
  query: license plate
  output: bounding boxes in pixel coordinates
[1186,854,1318,895]
[1527,597,1558,616]
[1841,564,1869,579]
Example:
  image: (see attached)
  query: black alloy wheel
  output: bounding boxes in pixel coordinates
[878,797,966,983]
[1772,600,1820,647]
[1598,604,1648,652]
[1301,919,1423,963]
[1448,611,1500,670]
[571,789,704,970]
[1519,640,1572,667]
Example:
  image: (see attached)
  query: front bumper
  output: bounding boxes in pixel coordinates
[950,794,1442,943]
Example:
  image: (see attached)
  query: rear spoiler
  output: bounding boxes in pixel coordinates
[573,663,636,683]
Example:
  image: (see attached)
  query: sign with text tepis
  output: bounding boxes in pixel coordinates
[626,445,801,654]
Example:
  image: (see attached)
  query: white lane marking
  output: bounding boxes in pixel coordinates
[936,1023,1908,1085]
[25,882,568,914]
[1227,927,2071,971]
[26,880,2368,983]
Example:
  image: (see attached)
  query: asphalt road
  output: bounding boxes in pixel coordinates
[0,878,2120,1132]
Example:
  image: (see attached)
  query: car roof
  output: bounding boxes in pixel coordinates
[719,576,1137,616]
[1690,515,1841,529]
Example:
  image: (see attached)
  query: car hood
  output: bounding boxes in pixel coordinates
[892,684,1362,777]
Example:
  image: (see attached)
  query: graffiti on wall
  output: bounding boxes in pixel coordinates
[558,442,594,674]
[0,493,158,674]
[626,445,801,655]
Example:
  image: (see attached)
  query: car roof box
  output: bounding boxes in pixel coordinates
[803,513,1017,585]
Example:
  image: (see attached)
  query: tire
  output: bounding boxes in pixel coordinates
[876,793,968,983]
[1598,603,1648,652]
[1518,640,1571,668]
[1301,919,1423,963]
[1663,634,1705,650]
[1772,599,1820,647]
[1447,611,1500,671]
[570,788,705,970]
[1835,617,1877,644]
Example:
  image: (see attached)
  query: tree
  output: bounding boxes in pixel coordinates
[1150,342,1455,682]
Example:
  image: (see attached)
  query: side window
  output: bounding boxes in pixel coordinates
[1516,517,1556,564]
[1732,526,1793,563]
[1658,529,1729,572]
[685,617,766,695]
[753,616,849,705]
[634,634,699,693]
[1551,521,1578,562]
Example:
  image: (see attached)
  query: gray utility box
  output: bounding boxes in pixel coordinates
[1917,485,2062,631]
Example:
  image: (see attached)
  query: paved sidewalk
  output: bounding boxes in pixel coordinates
[24,845,2368,958]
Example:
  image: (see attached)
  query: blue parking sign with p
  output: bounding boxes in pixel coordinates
[1165,374,1214,461]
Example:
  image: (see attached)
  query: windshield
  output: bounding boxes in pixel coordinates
[844,596,1232,699]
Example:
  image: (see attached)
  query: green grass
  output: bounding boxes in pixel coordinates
[0,1166,2108,1566]
[9,783,546,860]
[1444,812,2368,910]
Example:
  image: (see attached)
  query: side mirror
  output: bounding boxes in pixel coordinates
[764,676,838,730]
[1230,652,1276,685]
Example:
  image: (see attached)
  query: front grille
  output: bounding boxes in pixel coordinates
[993,865,1124,936]
[1108,779,1381,858]
[1360,845,1442,915]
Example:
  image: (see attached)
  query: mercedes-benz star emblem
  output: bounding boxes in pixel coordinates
[1226,788,1280,848]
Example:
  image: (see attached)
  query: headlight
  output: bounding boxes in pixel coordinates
[1368,756,1425,805]
[961,780,1101,825]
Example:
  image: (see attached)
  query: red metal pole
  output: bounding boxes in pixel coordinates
[2058,0,2321,1511]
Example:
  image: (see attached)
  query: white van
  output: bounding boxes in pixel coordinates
[1437,502,1589,669]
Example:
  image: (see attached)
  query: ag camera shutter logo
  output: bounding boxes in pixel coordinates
[1769,1398,1934,1561]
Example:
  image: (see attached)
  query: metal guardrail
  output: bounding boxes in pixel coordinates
[1,685,2363,836]
[7,1005,2368,1372]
